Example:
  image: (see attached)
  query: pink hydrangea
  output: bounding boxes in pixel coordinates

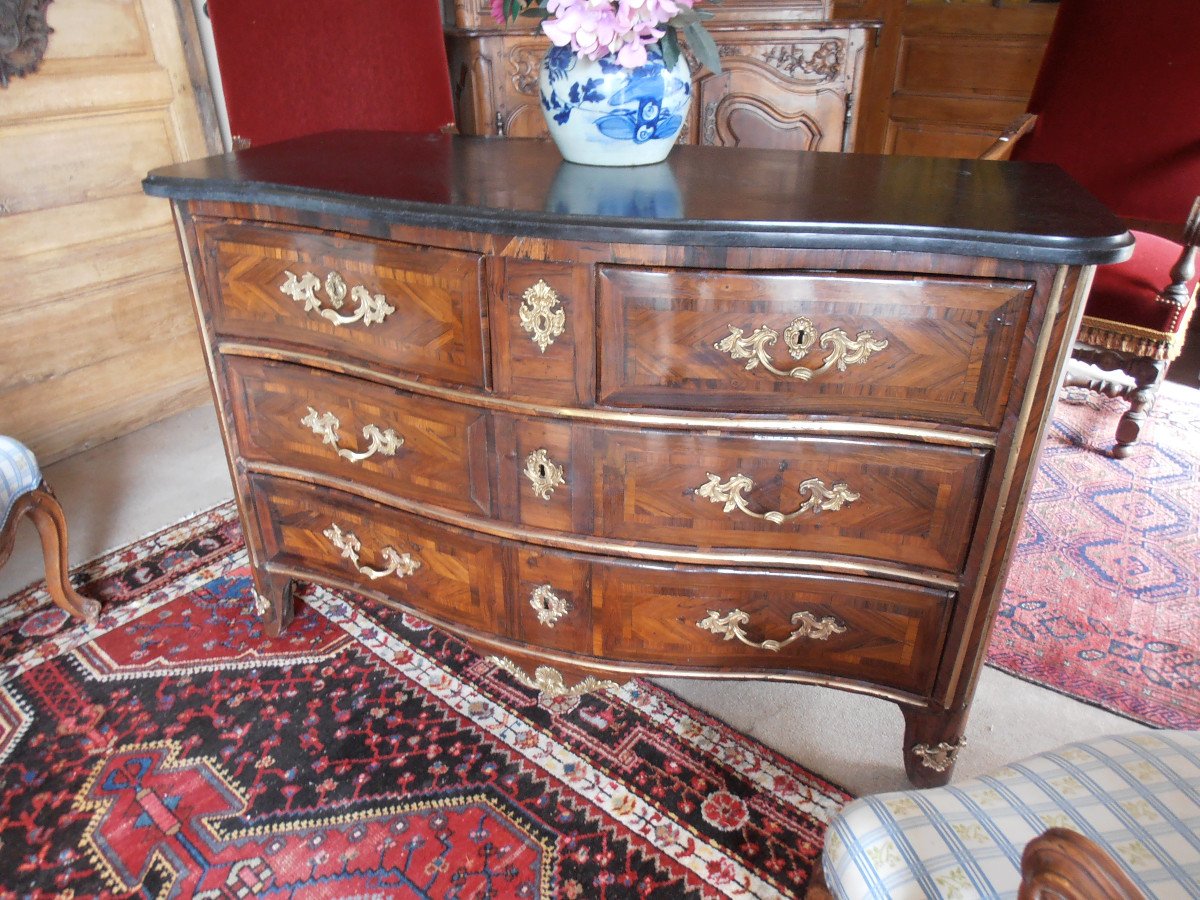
[539,0,694,67]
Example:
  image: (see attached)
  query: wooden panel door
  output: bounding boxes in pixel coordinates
[693,24,871,152]
[446,31,550,139]
[0,0,219,462]
[834,0,1058,157]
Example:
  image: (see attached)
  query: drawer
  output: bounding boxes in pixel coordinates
[597,429,987,573]
[198,220,488,388]
[511,549,595,656]
[516,546,952,696]
[227,357,493,517]
[499,418,988,574]
[491,258,594,406]
[596,561,951,695]
[248,475,506,636]
[597,266,1033,427]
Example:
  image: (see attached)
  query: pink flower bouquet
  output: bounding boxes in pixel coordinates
[494,0,722,73]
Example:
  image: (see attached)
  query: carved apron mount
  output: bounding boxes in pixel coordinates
[0,0,53,88]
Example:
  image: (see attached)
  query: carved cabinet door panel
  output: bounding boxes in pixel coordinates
[446,22,873,148]
[695,27,870,152]
[447,32,549,138]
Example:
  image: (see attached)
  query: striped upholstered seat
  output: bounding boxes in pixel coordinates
[822,731,1200,899]
[0,436,43,525]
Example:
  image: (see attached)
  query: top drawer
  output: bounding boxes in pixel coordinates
[197,220,488,388]
[597,266,1034,428]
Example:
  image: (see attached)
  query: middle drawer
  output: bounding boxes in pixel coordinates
[226,356,493,517]
[502,416,989,575]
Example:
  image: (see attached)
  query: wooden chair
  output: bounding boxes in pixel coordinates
[205,0,455,148]
[0,437,100,623]
[811,730,1199,899]
[981,0,1200,458]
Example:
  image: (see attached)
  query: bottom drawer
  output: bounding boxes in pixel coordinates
[247,475,953,697]
[248,475,508,637]
[592,558,952,696]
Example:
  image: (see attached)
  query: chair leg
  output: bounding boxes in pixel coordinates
[1113,358,1168,459]
[23,488,101,624]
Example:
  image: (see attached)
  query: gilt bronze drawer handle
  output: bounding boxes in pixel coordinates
[529,584,570,627]
[322,523,420,581]
[697,609,847,651]
[488,656,618,698]
[518,280,565,352]
[524,448,565,500]
[280,270,395,327]
[301,408,403,463]
[714,316,887,380]
[697,473,860,524]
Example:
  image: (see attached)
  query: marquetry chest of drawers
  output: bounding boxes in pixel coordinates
[145,132,1131,786]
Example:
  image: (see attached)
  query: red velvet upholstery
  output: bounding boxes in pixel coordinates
[1010,0,1200,224]
[207,0,454,148]
[1006,0,1199,456]
[1086,230,1198,335]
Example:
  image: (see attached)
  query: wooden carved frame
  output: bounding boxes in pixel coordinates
[0,0,53,88]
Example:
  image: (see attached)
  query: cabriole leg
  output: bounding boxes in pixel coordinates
[901,704,970,788]
[24,488,101,624]
[251,568,294,637]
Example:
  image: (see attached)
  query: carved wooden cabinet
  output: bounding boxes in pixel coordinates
[145,132,1130,786]
[446,19,875,151]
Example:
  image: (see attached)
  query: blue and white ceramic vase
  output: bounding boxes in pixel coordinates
[538,44,691,167]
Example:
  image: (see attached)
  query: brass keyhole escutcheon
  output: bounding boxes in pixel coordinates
[518,280,566,352]
[524,448,565,500]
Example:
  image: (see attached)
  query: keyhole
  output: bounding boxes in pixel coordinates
[537,463,549,479]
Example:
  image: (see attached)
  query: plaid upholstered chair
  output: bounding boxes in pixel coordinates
[812,730,1200,899]
[0,437,100,623]
[982,0,1200,458]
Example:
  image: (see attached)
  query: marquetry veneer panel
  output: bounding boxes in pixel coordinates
[198,220,488,388]
[598,266,1034,427]
[227,357,493,517]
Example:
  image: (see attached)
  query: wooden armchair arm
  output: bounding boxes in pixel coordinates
[1161,195,1200,308]
[1019,828,1145,900]
[979,113,1038,161]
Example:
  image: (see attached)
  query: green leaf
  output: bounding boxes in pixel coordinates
[683,21,722,74]
[519,5,551,18]
[661,27,681,71]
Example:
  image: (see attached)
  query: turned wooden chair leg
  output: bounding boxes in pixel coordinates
[21,487,101,624]
[1113,358,1168,459]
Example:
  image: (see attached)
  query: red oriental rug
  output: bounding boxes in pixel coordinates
[988,381,1200,729]
[0,505,849,898]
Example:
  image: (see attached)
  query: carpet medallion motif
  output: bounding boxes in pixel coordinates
[988,383,1200,728]
[0,506,848,898]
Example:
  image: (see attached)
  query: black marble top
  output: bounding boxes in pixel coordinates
[144,131,1133,265]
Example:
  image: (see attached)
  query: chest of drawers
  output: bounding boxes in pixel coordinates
[145,132,1131,786]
